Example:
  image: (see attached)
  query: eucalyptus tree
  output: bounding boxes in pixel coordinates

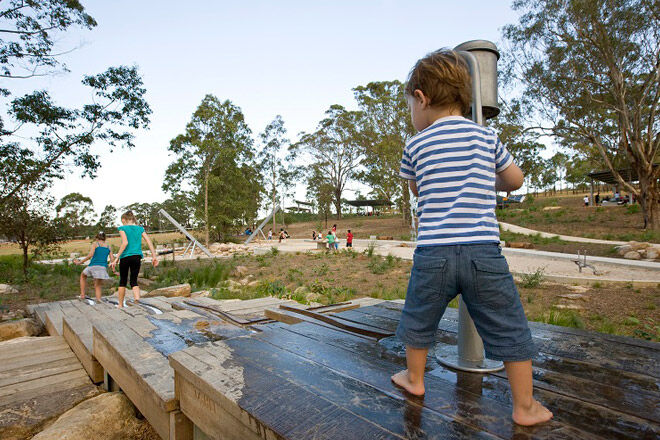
[293,105,364,219]
[502,0,660,227]
[164,95,260,243]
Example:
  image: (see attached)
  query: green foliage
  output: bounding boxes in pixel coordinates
[309,280,356,305]
[270,246,279,256]
[520,268,545,288]
[367,254,398,274]
[313,263,329,276]
[163,95,261,241]
[364,241,377,258]
[153,261,231,289]
[626,204,641,215]
[544,309,585,329]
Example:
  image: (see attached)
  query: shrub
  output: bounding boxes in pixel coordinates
[365,241,377,258]
[546,309,584,329]
[270,246,279,256]
[520,268,545,288]
[626,204,640,215]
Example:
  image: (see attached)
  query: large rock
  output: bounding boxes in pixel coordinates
[0,284,18,295]
[645,247,660,260]
[623,251,642,260]
[0,318,42,341]
[616,244,633,256]
[233,265,249,277]
[628,241,650,251]
[191,289,211,298]
[32,392,141,440]
[142,283,191,298]
[507,241,534,249]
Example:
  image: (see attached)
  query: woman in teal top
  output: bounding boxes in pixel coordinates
[110,210,159,308]
[74,232,117,301]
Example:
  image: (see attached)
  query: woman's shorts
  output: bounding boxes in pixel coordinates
[82,265,111,280]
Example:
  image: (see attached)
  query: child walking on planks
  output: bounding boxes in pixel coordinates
[391,49,553,426]
[110,210,159,308]
[74,232,116,301]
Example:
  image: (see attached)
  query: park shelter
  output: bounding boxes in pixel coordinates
[585,166,653,205]
[344,199,393,215]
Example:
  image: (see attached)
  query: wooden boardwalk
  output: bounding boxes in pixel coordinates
[170,302,660,440]
[0,336,98,439]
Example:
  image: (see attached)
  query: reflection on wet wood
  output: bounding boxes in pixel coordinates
[171,300,659,440]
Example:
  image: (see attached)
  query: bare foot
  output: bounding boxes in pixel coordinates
[513,399,553,426]
[391,370,425,396]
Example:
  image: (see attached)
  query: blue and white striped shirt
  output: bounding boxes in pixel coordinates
[400,116,513,247]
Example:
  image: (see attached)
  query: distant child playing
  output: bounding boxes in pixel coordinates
[346,229,353,248]
[110,211,158,308]
[326,230,336,252]
[391,49,552,426]
[74,232,116,301]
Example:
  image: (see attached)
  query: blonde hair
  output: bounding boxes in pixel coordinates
[405,49,472,115]
[121,210,137,224]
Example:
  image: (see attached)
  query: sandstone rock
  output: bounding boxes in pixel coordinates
[142,283,191,298]
[223,280,243,291]
[0,283,18,295]
[645,247,660,260]
[507,241,534,249]
[554,304,583,310]
[558,293,588,301]
[191,290,211,298]
[32,392,141,440]
[247,280,259,287]
[628,241,650,251]
[542,206,562,211]
[0,318,42,341]
[616,244,633,256]
[234,265,249,277]
[567,285,589,293]
[623,251,642,260]
[305,292,322,303]
[136,277,154,287]
[377,236,393,240]
[294,286,309,296]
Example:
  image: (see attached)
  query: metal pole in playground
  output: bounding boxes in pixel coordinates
[435,40,505,373]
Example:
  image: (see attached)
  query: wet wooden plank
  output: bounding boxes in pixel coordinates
[172,343,472,440]
[285,319,658,440]
[345,305,660,379]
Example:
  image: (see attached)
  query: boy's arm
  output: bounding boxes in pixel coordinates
[142,232,159,267]
[495,163,524,192]
[408,180,419,197]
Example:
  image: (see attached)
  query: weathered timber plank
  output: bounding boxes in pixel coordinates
[62,314,104,383]
[0,357,80,387]
[171,345,410,440]
[93,321,183,440]
[255,325,590,440]
[291,319,658,440]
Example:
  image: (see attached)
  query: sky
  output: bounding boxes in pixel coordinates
[7,1,520,215]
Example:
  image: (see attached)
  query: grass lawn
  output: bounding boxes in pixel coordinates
[2,250,658,342]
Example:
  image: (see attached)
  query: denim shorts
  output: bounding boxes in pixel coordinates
[396,243,536,362]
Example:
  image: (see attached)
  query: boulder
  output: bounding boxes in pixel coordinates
[191,289,211,298]
[0,318,42,341]
[558,293,588,301]
[377,236,393,240]
[223,280,243,292]
[542,206,562,211]
[233,265,249,277]
[305,292,322,303]
[142,283,191,298]
[554,304,583,310]
[247,280,259,287]
[136,277,154,287]
[623,251,642,260]
[616,244,633,256]
[32,392,141,440]
[628,241,650,251]
[645,247,660,260]
[0,283,18,295]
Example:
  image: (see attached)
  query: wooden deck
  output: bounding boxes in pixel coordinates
[0,336,99,439]
[170,301,660,440]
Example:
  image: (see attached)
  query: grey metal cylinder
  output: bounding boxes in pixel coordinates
[453,40,500,119]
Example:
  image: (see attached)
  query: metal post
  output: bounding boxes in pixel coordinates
[159,209,213,258]
[435,41,505,374]
[246,205,279,244]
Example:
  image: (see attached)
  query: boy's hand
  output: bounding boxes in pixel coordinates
[152,256,159,267]
[110,258,118,270]
[72,258,80,265]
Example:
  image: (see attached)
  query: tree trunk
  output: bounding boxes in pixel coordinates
[204,167,210,247]
[334,188,342,219]
[638,173,660,230]
[22,245,28,280]
[272,171,277,234]
[401,180,411,224]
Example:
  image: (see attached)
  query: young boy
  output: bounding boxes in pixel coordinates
[346,229,353,248]
[391,49,553,427]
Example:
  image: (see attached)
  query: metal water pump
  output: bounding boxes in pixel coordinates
[434,40,505,373]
